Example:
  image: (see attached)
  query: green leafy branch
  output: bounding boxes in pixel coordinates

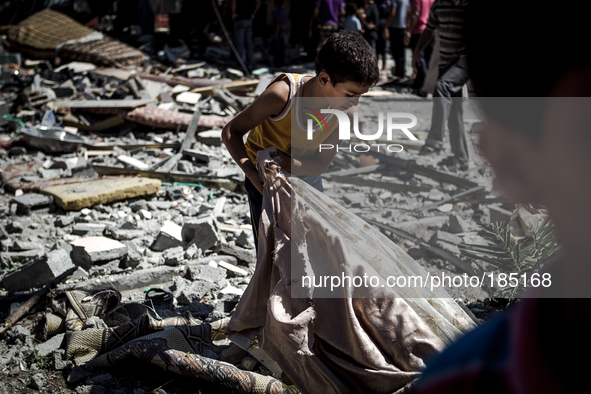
[460,215,560,298]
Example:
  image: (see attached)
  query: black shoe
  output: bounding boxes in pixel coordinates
[438,156,468,172]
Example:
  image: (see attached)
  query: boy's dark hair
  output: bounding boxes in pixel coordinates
[315,30,380,86]
[466,2,591,139]
[274,0,284,7]
[346,4,357,16]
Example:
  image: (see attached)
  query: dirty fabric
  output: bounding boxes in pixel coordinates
[40,289,296,394]
[228,148,476,394]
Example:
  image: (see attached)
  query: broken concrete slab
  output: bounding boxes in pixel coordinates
[171,276,212,305]
[35,333,65,357]
[74,265,187,292]
[106,228,146,241]
[151,220,183,251]
[448,214,469,234]
[70,236,127,269]
[0,248,46,268]
[2,249,75,292]
[11,193,54,214]
[71,223,106,236]
[163,246,185,266]
[188,265,227,284]
[181,215,220,251]
[213,242,256,265]
[43,177,161,210]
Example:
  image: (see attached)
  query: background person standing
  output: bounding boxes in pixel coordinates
[383,0,409,79]
[232,0,261,71]
[405,0,435,94]
[413,0,469,170]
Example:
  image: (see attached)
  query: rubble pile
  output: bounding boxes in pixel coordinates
[0,19,548,394]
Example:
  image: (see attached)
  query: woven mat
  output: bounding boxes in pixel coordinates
[7,9,145,67]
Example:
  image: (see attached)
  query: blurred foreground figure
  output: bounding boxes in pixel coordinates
[417,2,591,393]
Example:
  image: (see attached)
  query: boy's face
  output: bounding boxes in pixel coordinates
[479,69,591,259]
[318,71,370,110]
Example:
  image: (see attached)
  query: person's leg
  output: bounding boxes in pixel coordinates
[421,33,440,95]
[244,177,263,254]
[389,27,405,78]
[234,20,247,66]
[245,19,254,69]
[445,56,471,163]
[423,65,450,151]
[410,33,428,91]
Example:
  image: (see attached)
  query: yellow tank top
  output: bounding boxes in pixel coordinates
[244,73,338,164]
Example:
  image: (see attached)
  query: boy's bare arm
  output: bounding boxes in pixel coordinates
[222,81,289,194]
[279,128,340,177]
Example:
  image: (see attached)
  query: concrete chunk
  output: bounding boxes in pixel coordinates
[163,246,185,266]
[2,249,75,292]
[171,276,212,305]
[11,193,54,214]
[71,236,127,268]
[36,333,65,357]
[182,215,220,251]
[151,220,183,251]
[72,223,106,235]
[43,177,161,210]
[214,241,256,265]
[448,214,469,233]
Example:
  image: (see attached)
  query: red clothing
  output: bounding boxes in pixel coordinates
[410,0,435,34]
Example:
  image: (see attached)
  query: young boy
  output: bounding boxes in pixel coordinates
[342,4,363,33]
[416,2,591,393]
[222,30,379,250]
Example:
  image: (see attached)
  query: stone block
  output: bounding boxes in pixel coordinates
[150,220,182,251]
[171,276,213,305]
[11,193,54,214]
[2,249,75,292]
[107,228,146,241]
[71,236,127,269]
[188,265,227,284]
[213,241,256,265]
[43,177,161,210]
[163,246,185,266]
[54,215,76,227]
[72,223,106,236]
[182,215,220,251]
[448,214,469,234]
[36,333,65,357]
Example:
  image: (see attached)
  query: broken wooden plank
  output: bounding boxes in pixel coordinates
[91,165,238,192]
[117,155,150,170]
[84,142,180,151]
[63,113,125,132]
[0,286,49,335]
[419,186,487,212]
[328,175,433,193]
[323,164,383,178]
[54,98,156,109]
[43,177,161,210]
[363,217,482,278]
[360,147,479,189]
[149,110,202,172]
[188,80,259,96]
